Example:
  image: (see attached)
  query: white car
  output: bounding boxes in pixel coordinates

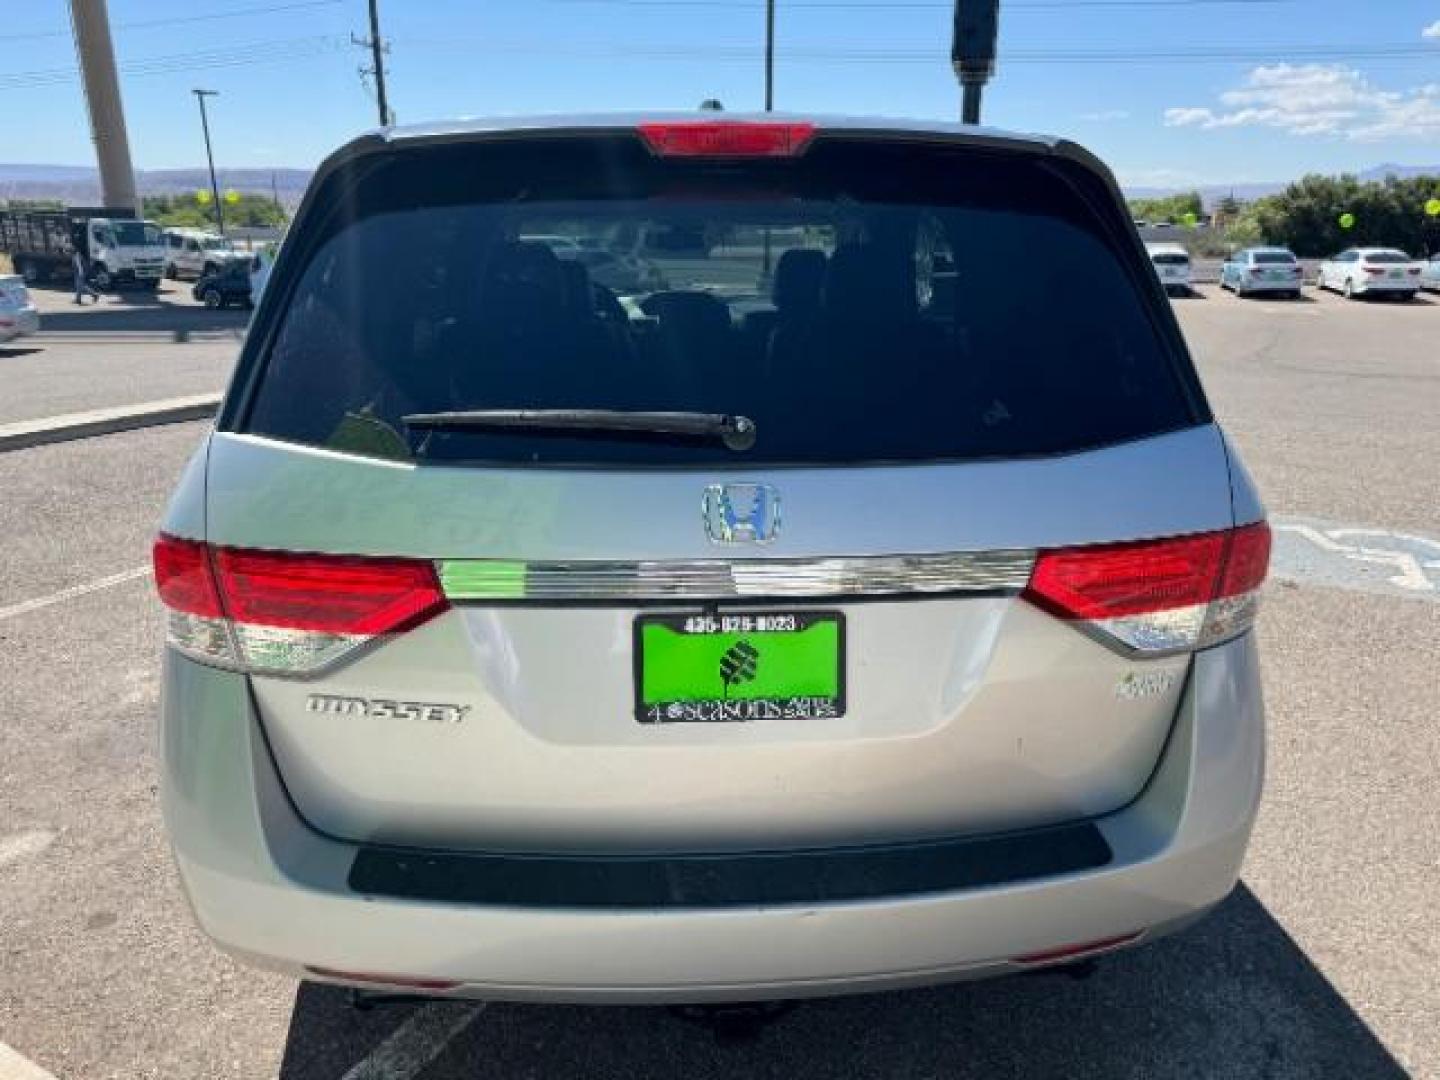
[1420,253,1440,293]
[1144,242,1191,295]
[0,274,40,343]
[164,228,245,280]
[1316,248,1422,300]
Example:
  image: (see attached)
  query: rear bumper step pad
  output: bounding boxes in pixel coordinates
[348,822,1112,909]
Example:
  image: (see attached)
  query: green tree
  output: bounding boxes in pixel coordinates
[141,192,286,230]
[1244,173,1440,256]
[1127,191,1204,223]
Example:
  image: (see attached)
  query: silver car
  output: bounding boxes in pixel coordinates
[154,115,1269,1004]
[1220,247,1304,299]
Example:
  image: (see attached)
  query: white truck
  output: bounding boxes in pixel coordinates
[0,207,167,291]
[162,227,246,280]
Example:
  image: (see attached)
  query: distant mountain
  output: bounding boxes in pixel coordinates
[1356,163,1440,182]
[0,163,313,208]
[1125,164,1440,206]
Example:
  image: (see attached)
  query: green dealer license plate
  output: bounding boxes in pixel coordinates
[635,611,845,723]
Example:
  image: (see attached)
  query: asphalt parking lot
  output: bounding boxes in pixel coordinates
[1,284,1437,1078]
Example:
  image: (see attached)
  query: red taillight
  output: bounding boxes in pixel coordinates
[637,121,815,158]
[1026,533,1226,621]
[1364,266,1385,274]
[154,538,447,675]
[153,534,222,618]
[1024,523,1270,655]
[1291,266,1304,276]
[1408,267,1421,276]
[212,548,444,636]
[1219,522,1271,598]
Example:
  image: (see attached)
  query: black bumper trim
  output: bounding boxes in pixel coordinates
[347,822,1112,909]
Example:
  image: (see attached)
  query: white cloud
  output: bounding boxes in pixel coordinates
[1164,64,1440,141]
[1080,109,1131,122]
[1423,19,1440,39]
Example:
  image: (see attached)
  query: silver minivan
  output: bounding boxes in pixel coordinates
[155,115,1269,1004]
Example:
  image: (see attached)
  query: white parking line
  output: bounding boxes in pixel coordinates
[0,1042,60,1080]
[340,1003,485,1080]
[0,566,150,623]
[0,830,57,869]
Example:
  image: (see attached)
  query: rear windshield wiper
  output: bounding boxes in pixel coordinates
[401,409,757,452]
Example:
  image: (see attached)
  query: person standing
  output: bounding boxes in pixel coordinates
[72,249,100,304]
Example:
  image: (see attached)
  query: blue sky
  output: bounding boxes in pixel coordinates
[4,0,1440,186]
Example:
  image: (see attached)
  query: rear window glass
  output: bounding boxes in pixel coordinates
[241,137,1199,466]
[1151,252,1189,265]
[1364,251,1410,264]
[1253,252,1295,265]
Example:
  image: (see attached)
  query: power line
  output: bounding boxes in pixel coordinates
[0,36,345,90]
[0,0,344,43]
[3,30,1432,91]
[393,37,1440,67]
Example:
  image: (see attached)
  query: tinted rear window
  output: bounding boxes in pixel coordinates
[1151,252,1189,265]
[240,136,1199,466]
[1363,251,1410,264]
[1253,252,1295,265]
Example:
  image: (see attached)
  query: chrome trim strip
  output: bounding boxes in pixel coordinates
[438,551,1035,602]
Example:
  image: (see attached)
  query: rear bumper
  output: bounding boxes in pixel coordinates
[0,307,39,339]
[1238,280,1300,293]
[1353,280,1418,295]
[160,634,1264,1003]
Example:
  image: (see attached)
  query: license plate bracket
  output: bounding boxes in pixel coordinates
[634,611,846,723]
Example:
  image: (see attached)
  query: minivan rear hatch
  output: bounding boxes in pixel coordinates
[203,119,1229,854]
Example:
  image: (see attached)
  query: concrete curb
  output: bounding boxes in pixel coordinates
[28,329,244,344]
[0,394,221,453]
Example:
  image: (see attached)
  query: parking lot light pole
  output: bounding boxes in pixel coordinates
[192,88,225,236]
[952,0,1000,124]
[765,0,775,112]
[761,0,777,280]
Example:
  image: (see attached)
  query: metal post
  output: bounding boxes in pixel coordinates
[962,81,982,125]
[761,0,775,282]
[368,0,390,125]
[764,0,775,112]
[68,0,139,215]
[192,89,225,236]
[952,1,1000,125]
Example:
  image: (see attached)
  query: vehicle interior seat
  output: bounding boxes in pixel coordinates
[742,248,827,364]
[638,290,738,408]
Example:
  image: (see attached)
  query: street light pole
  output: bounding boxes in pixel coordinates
[192,88,224,236]
[764,0,775,112]
[951,0,1000,125]
[761,0,776,281]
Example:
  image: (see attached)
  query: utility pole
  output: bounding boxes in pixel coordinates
[764,0,775,112]
[192,89,225,236]
[952,0,1000,125]
[761,0,776,281]
[355,0,392,126]
[68,0,139,214]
